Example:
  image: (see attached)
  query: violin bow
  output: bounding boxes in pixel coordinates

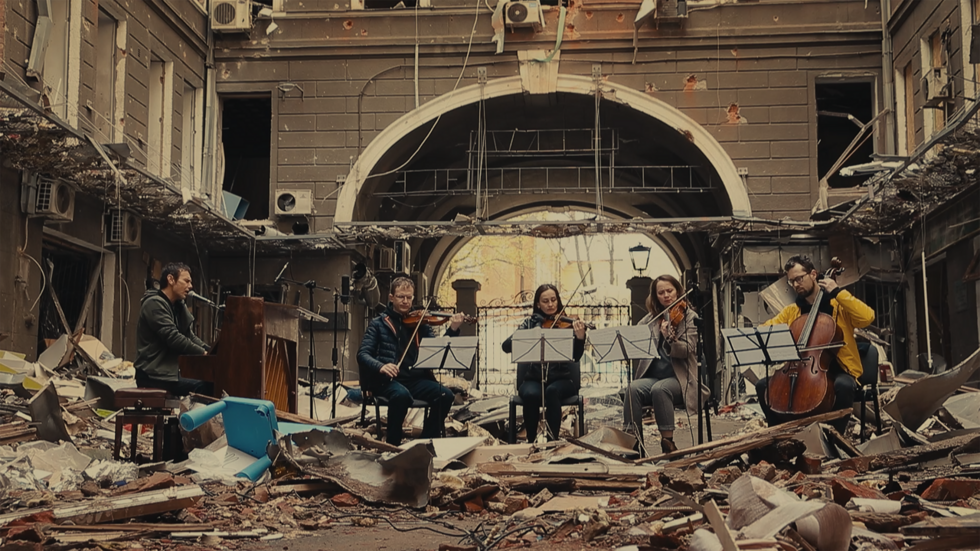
[395,297,433,372]
[550,267,593,329]
[648,287,695,323]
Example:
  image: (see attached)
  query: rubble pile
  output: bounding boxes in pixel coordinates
[0,342,978,550]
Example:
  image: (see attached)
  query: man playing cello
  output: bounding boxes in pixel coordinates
[754,255,875,434]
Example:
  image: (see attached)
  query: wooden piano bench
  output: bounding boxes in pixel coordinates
[112,388,181,463]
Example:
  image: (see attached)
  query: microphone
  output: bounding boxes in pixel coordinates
[187,290,218,308]
[274,262,289,283]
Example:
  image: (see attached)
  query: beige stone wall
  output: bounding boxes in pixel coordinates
[216,0,883,223]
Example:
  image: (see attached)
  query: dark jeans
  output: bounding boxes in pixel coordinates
[519,378,577,442]
[755,363,856,434]
[376,377,455,445]
[136,370,213,397]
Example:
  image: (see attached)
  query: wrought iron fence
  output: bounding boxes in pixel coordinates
[476,303,632,396]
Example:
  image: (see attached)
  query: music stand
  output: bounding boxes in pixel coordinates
[415,337,479,372]
[509,328,576,441]
[588,325,656,385]
[510,328,575,364]
[296,306,330,420]
[721,325,800,405]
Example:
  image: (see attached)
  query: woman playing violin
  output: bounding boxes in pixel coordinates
[501,284,587,443]
[623,275,709,456]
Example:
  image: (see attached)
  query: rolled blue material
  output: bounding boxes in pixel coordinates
[179,400,228,431]
[237,455,273,481]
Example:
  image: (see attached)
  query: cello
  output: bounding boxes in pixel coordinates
[767,258,845,421]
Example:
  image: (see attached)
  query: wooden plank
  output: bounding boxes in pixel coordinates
[478,462,651,478]
[0,486,205,526]
[635,409,849,465]
[41,522,215,533]
[900,514,980,537]
[837,433,979,473]
[703,500,738,551]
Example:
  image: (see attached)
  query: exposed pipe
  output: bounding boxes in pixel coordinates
[880,0,896,156]
[921,250,933,372]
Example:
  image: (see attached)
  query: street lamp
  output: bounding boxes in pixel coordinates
[629,243,652,275]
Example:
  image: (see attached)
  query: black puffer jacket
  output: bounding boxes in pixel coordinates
[501,312,584,389]
[357,305,460,392]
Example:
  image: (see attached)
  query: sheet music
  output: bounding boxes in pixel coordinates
[721,324,800,366]
[510,328,575,364]
[415,337,478,371]
[589,325,656,363]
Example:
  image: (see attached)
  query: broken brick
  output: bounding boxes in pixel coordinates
[748,461,776,482]
[920,478,980,501]
[830,478,887,506]
[330,492,360,507]
[661,466,705,493]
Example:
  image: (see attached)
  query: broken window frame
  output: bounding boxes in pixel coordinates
[91,8,126,143]
[814,77,877,189]
[147,57,175,179]
[181,81,205,194]
[29,0,81,125]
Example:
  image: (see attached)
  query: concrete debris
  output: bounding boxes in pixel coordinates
[0,340,978,549]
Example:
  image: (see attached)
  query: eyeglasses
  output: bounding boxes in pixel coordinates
[392,294,414,301]
[788,274,810,286]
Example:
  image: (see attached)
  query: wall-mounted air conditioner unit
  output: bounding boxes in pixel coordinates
[393,240,411,274]
[21,173,75,221]
[922,67,953,107]
[275,189,312,216]
[411,272,429,300]
[212,0,251,32]
[377,246,396,272]
[104,210,142,248]
[504,1,544,30]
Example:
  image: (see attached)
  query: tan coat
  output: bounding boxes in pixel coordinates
[633,308,711,419]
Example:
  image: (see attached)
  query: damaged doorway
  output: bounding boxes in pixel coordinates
[816,81,875,188]
[221,96,271,219]
[36,245,94,357]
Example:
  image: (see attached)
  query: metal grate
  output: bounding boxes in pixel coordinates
[213,2,237,25]
[476,303,631,396]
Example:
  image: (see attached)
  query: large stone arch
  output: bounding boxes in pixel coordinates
[338,74,752,223]
[425,204,693,300]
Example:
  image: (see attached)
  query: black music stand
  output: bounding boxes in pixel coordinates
[509,328,576,441]
[721,324,800,407]
[415,336,479,373]
[280,275,331,420]
[588,325,656,385]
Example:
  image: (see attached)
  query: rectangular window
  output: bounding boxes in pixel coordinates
[895,67,908,155]
[931,31,947,132]
[904,62,915,151]
[815,81,875,188]
[147,58,173,177]
[93,9,119,141]
[42,0,71,120]
[220,96,271,219]
[181,83,204,192]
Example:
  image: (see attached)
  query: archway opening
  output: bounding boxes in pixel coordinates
[434,211,681,396]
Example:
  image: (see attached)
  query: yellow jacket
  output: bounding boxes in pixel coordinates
[763,289,875,379]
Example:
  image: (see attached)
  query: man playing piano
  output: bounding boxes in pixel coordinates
[357,277,464,445]
[135,262,213,396]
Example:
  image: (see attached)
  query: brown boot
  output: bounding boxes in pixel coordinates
[660,437,677,454]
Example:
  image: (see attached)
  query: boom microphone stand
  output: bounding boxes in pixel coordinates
[279,267,330,420]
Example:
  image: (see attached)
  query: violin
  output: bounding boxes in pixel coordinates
[542,314,596,330]
[403,310,477,327]
[767,258,845,421]
[668,300,688,328]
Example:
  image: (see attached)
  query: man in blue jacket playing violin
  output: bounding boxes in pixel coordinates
[357,277,465,445]
[755,256,875,434]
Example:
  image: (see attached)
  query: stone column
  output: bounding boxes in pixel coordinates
[626,276,652,325]
[452,279,481,381]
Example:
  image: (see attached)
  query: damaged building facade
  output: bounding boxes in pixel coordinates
[1,0,978,397]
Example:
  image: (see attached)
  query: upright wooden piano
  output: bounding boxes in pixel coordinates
[180,296,300,413]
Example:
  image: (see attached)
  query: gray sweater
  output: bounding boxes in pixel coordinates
[134,290,207,381]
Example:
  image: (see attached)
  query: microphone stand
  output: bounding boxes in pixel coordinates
[280,276,330,420]
[331,286,350,420]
